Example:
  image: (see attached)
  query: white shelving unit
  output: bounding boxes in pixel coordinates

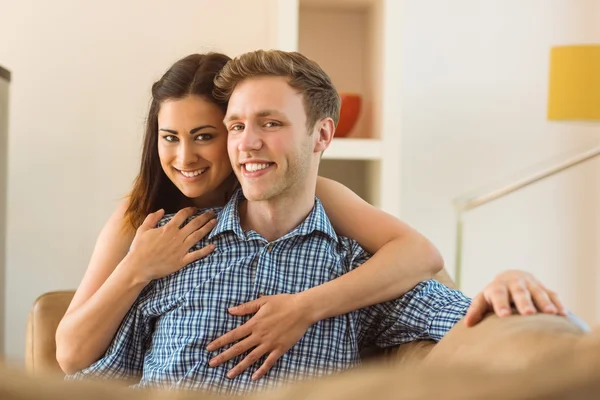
[272,0,402,217]
[323,138,382,160]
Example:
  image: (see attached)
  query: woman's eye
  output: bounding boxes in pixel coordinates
[163,135,178,142]
[195,134,213,141]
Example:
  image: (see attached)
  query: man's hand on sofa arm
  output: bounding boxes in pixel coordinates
[464,270,568,327]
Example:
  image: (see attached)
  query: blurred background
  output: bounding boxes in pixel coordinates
[1,0,599,363]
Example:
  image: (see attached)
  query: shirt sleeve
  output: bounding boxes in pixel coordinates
[65,293,153,382]
[344,241,472,349]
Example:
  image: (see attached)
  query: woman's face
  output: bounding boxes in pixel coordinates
[157,95,233,207]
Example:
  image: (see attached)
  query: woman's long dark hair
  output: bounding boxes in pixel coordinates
[125,53,231,229]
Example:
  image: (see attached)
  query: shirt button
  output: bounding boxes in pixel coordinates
[267,244,273,252]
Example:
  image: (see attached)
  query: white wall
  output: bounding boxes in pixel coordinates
[401,0,600,323]
[0,72,9,357]
[0,0,277,361]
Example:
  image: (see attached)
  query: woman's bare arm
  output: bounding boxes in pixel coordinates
[55,201,216,374]
[55,199,143,374]
[306,176,443,320]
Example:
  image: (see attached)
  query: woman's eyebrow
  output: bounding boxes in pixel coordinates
[190,125,217,134]
[159,125,217,135]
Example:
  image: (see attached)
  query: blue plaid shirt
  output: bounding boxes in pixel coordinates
[70,190,471,395]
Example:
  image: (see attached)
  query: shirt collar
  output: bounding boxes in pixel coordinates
[282,197,338,243]
[207,189,246,240]
[208,189,338,243]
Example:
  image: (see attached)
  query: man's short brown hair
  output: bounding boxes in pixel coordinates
[214,50,340,131]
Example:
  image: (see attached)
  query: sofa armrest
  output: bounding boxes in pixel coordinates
[424,312,588,371]
[26,291,75,375]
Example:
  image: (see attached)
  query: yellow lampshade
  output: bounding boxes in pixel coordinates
[548,45,600,120]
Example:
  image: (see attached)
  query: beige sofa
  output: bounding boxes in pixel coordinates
[24,270,458,375]
[19,270,598,399]
[24,268,590,384]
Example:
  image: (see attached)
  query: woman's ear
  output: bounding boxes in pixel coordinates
[313,118,335,154]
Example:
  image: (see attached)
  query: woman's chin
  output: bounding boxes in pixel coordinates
[182,190,206,200]
[175,178,232,206]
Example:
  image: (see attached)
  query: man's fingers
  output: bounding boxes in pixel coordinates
[182,244,216,265]
[508,281,536,315]
[252,351,282,381]
[208,336,256,367]
[463,292,488,327]
[206,325,251,352]
[527,282,557,314]
[228,298,263,316]
[226,346,268,379]
[138,209,165,232]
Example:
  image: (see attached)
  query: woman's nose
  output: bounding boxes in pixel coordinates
[177,140,199,165]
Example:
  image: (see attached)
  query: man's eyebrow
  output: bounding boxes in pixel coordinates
[257,110,281,117]
[224,110,284,124]
[223,114,239,124]
[159,125,217,135]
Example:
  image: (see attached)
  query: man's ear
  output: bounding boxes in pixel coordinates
[313,117,335,154]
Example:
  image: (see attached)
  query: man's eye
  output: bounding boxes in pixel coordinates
[264,121,280,128]
[230,124,244,132]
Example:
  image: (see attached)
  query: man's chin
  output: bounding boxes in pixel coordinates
[242,192,268,202]
[241,185,275,202]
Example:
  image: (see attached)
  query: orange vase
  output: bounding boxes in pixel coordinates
[336,93,362,138]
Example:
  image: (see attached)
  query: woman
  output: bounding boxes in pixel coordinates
[55,53,564,378]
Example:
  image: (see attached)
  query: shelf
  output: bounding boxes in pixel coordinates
[323,138,382,160]
[280,0,401,215]
[300,0,375,10]
[299,3,382,140]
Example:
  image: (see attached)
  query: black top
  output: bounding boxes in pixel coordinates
[0,65,11,82]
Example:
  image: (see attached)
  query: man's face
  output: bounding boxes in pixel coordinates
[224,76,317,202]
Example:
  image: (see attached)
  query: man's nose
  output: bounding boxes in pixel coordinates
[238,125,262,152]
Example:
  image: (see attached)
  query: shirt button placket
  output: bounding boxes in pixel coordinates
[259,244,273,297]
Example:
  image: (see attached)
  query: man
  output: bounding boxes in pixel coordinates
[69,50,585,395]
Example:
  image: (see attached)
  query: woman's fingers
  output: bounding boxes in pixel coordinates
[137,207,218,269]
[180,212,218,265]
[183,244,216,265]
[180,210,216,238]
[527,282,557,314]
[547,290,568,316]
[184,218,216,244]
[137,209,165,232]
[166,207,197,231]
[508,281,536,315]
